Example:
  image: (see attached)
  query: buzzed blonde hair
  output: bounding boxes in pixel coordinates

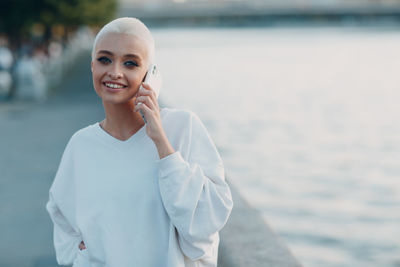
[91,17,155,67]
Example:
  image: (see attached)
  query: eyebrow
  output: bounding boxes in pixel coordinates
[97,50,142,61]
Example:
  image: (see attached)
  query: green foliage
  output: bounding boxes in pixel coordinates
[0,0,40,40]
[42,0,117,27]
[0,0,117,47]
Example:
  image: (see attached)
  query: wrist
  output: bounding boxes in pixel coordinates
[153,134,175,159]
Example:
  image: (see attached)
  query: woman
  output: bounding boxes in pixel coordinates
[45,17,233,267]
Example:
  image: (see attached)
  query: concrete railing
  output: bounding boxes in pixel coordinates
[218,178,302,267]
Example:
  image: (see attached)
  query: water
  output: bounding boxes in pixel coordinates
[152,26,400,267]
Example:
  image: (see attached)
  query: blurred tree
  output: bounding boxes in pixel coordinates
[41,0,117,35]
[0,0,117,49]
[0,0,40,49]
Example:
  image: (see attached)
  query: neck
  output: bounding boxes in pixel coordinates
[100,99,145,141]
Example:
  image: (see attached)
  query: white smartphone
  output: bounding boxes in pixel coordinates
[138,64,162,123]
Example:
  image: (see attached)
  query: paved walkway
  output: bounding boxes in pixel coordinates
[0,51,104,267]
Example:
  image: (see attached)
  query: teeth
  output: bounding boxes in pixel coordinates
[105,83,124,89]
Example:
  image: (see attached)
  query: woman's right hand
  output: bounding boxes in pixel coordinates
[79,241,86,250]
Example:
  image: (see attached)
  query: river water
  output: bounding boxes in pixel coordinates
[152,26,400,267]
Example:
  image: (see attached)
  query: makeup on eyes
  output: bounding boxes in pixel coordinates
[96,56,139,68]
[97,56,111,64]
[124,60,139,67]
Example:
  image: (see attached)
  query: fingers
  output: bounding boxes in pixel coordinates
[137,82,157,102]
[135,95,156,110]
[79,241,86,250]
[135,82,157,110]
[141,82,153,92]
[134,101,153,116]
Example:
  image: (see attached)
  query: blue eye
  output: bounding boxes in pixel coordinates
[97,56,111,64]
[124,60,139,67]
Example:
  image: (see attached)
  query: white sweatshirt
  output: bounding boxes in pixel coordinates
[45,107,233,267]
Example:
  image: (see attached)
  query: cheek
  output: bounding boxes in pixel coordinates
[92,69,104,93]
[127,72,145,87]
[92,66,104,84]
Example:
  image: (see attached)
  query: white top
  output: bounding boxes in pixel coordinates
[45,107,233,267]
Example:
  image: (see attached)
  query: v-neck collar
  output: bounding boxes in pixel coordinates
[96,121,146,146]
[93,108,167,149]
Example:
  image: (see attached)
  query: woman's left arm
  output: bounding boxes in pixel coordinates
[135,83,234,261]
[155,112,234,261]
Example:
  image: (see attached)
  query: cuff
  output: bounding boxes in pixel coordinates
[156,151,188,178]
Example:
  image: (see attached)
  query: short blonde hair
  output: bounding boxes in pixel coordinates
[91,17,155,67]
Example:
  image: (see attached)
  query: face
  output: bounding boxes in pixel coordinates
[91,32,149,104]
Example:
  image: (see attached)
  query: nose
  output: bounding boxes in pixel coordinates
[108,64,123,80]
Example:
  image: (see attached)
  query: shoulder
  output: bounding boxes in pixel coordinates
[66,122,98,148]
[161,107,201,126]
[160,107,208,143]
[161,107,194,120]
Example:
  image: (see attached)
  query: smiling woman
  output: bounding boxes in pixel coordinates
[92,32,149,103]
[45,17,233,267]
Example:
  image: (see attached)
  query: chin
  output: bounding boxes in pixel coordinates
[101,93,135,105]
[94,88,130,104]
[102,96,128,104]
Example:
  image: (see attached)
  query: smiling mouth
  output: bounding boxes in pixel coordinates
[103,82,127,89]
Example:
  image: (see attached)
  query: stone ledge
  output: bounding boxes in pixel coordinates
[218,178,302,267]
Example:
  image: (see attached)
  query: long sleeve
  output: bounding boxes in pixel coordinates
[156,112,233,261]
[46,193,81,265]
[45,135,82,265]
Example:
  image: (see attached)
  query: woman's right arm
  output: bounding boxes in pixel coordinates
[46,193,83,265]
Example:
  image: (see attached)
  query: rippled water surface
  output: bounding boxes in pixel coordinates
[153,26,400,267]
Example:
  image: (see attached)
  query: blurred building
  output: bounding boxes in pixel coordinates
[118,0,400,22]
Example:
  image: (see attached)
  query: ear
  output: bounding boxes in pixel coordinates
[91,61,94,73]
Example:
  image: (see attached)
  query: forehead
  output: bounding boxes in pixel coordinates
[95,32,149,60]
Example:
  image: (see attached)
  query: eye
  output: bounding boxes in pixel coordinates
[97,56,111,64]
[124,60,139,67]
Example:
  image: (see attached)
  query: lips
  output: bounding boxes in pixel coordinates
[103,81,127,89]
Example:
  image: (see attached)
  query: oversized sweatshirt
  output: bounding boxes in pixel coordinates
[45,107,233,267]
